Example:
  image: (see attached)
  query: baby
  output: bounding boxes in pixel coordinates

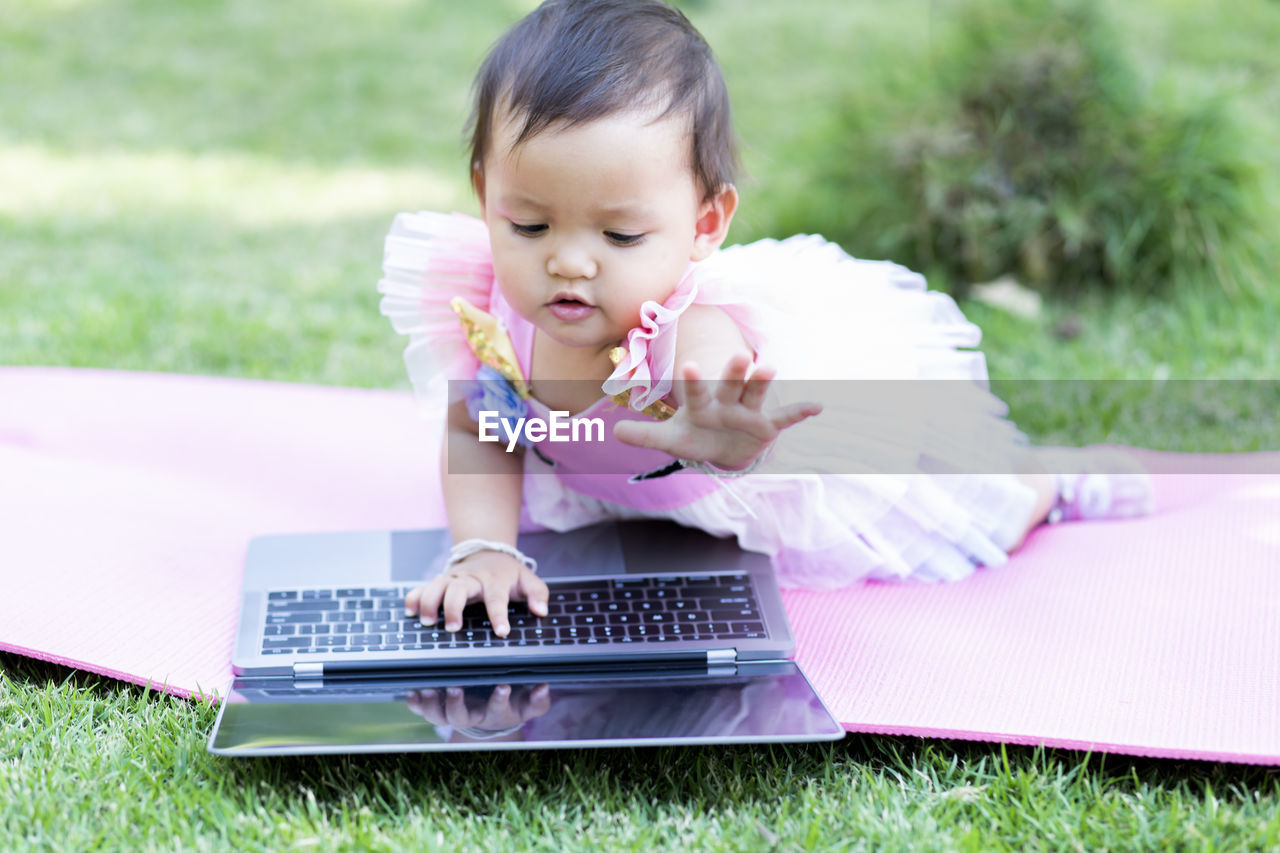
[378,0,1153,638]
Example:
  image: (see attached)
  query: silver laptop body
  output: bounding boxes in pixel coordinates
[208,520,844,754]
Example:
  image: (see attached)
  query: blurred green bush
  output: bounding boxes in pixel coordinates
[773,0,1266,297]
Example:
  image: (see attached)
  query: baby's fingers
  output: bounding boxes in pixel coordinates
[714,353,753,406]
[518,570,550,618]
[444,686,480,728]
[613,418,667,451]
[485,684,514,722]
[483,577,513,637]
[407,577,447,626]
[407,688,448,726]
[770,401,823,432]
[441,575,480,632]
[679,361,714,410]
[741,364,777,410]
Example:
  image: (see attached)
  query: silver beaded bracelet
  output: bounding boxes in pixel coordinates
[445,538,538,574]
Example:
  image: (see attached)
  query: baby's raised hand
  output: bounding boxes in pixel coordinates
[613,353,821,471]
[404,550,549,638]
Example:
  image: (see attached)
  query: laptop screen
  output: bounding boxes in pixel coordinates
[209,661,844,754]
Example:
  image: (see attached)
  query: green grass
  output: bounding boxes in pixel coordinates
[5,658,1279,851]
[3,0,1280,849]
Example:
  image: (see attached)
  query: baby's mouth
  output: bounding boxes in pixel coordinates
[547,294,596,322]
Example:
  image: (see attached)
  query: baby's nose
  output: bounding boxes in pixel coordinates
[547,243,597,280]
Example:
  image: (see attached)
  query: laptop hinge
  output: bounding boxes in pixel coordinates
[707,649,737,665]
[293,662,324,679]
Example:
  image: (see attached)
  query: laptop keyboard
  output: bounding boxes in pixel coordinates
[259,573,765,656]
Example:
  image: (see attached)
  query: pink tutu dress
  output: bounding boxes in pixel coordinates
[378,211,1038,588]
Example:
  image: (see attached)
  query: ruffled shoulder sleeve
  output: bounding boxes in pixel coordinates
[377,211,493,402]
[600,268,700,411]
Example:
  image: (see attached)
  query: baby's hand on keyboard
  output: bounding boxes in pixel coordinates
[404,551,549,638]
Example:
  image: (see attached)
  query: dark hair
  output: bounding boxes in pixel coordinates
[467,0,739,200]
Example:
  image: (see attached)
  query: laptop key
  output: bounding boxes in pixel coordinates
[268,600,339,612]
[268,591,297,601]
[271,613,322,624]
[369,587,400,597]
[264,625,294,636]
[325,612,357,623]
[263,637,310,649]
[709,609,757,622]
[336,588,366,598]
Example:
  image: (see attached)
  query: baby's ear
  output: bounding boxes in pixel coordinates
[690,184,738,261]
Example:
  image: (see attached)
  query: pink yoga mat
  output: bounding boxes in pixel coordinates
[2,368,1277,764]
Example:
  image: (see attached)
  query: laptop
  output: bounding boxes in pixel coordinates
[207,520,845,755]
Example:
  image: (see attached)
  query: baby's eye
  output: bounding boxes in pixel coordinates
[605,231,645,247]
[511,223,547,237]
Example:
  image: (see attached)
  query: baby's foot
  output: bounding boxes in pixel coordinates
[1035,446,1155,523]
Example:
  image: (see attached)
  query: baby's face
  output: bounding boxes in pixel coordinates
[476,108,731,357]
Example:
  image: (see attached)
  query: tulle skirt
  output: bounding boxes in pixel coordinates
[521,234,1039,588]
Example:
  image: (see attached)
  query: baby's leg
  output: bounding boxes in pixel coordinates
[1004,445,1155,551]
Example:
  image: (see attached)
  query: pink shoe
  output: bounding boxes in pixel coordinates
[1038,447,1155,524]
